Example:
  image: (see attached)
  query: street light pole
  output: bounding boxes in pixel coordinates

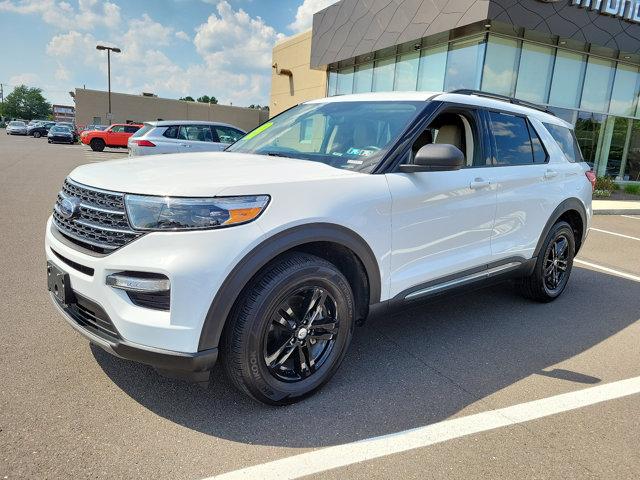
[96,45,121,123]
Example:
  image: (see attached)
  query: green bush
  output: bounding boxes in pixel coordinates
[593,189,612,198]
[595,176,618,192]
[623,184,640,195]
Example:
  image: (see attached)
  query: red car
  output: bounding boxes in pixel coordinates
[81,123,142,151]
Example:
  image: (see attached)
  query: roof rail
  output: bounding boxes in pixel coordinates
[448,89,556,116]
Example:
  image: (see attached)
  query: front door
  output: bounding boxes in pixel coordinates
[386,107,497,298]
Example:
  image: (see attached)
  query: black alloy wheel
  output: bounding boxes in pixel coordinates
[263,285,339,383]
[543,234,570,294]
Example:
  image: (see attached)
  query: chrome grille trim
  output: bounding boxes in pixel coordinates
[52,178,142,253]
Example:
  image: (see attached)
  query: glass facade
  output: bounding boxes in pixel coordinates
[328,32,640,181]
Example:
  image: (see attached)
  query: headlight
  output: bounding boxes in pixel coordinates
[125,195,270,231]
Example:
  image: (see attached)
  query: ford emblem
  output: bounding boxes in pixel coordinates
[60,197,82,220]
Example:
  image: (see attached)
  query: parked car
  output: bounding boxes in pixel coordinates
[47,125,75,144]
[81,123,142,151]
[46,91,593,405]
[55,122,79,142]
[80,124,108,134]
[29,121,56,138]
[127,121,246,157]
[28,119,48,127]
[6,121,27,135]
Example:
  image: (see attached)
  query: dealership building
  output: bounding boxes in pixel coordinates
[270,0,640,182]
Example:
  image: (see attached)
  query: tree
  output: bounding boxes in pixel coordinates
[196,95,218,104]
[3,85,51,120]
[179,96,195,102]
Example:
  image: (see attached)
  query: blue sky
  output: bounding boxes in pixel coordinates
[0,0,337,106]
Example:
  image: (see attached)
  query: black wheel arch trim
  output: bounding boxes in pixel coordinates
[534,198,588,258]
[197,223,382,351]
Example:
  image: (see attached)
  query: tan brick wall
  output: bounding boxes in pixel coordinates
[269,30,328,117]
[74,89,269,132]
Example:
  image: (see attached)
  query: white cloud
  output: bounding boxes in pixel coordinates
[288,0,337,33]
[175,30,190,41]
[0,0,121,30]
[194,0,284,70]
[9,73,40,86]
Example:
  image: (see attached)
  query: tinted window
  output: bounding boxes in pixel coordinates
[528,123,547,164]
[163,126,179,138]
[215,126,244,144]
[489,111,533,166]
[544,123,582,163]
[178,125,213,142]
[124,125,140,134]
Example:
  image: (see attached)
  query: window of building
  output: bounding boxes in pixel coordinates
[444,37,485,92]
[353,62,374,93]
[488,111,534,166]
[417,44,447,92]
[609,63,640,116]
[337,66,354,95]
[515,42,555,104]
[92,116,102,125]
[548,50,587,109]
[327,70,338,96]
[372,57,396,92]
[580,57,616,113]
[544,123,582,163]
[623,120,640,181]
[574,112,603,166]
[482,36,519,96]
[394,51,419,91]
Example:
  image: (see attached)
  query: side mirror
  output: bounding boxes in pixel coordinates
[398,143,465,173]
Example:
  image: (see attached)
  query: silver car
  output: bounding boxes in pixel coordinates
[127,120,246,157]
[6,121,28,135]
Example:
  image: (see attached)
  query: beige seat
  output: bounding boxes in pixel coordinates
[434,124,464,152]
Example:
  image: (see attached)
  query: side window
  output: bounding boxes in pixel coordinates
[544,123,582,163]
[110,125,125,133]
[528,122,548,164]
[410,110,483,167]
[488,111,533,166]
[124,125,140,134]
[163,126,178,138]
[215,126,244,144]
[178,125,214,142]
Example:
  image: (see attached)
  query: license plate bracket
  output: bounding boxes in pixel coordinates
[47,261,74,306]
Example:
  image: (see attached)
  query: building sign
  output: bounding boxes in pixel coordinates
[569,0,640,23]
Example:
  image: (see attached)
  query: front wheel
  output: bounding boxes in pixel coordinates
[90,138,105,152]
[519,221,575,302]
[34,131,41,138]
[222,253,355,405]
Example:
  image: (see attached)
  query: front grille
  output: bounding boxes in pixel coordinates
[59,293,120,340]
[52,178,142,253]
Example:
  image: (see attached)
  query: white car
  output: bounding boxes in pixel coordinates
[6,121,27,135]
[45,91,593,404]
[127,120,245,157]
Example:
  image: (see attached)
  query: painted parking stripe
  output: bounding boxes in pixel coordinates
[590,227,640,242]
[206,376,640,480]
[574,259,640,282]
[622,215,640,221]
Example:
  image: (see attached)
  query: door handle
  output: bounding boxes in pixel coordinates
[470,178,491,190]
[544,169,558,179]
[180,143,191,148]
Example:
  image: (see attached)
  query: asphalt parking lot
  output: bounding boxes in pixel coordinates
[1,131,639,479]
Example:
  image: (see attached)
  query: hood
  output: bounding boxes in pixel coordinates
[69,151,361,196]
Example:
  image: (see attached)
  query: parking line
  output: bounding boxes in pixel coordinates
[590,227,640,242]
[575,259,640,283]
[206,376,640,480]
[622,215,640,221]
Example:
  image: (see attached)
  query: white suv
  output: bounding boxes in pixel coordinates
[45,91,593,405]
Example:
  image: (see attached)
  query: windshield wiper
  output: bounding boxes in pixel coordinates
[262,151,295,158]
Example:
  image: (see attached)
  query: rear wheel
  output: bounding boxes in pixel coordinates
[519,221,575,302]
[90,138,105,152]
[33,131,41,138]
[222,253,355,405]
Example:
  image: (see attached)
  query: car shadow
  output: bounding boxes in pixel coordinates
[92,267,640,448]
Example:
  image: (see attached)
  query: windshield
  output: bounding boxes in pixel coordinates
[9,121,25,126]
[51,126,70,132]
[227,100,424,173]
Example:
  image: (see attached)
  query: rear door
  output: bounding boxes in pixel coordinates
[485,110,566,262]
[177,124,217,152]
[107,125,128,147]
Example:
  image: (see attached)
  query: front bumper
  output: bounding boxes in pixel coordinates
[50,292,218,375]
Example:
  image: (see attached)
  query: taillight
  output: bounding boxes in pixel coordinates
[585,170,596,191]
[134,140,155,147]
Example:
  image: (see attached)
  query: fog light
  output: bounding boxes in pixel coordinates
[106,273,170,292]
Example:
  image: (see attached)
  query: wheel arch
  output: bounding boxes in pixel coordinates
[534,198,588,258]
[197,223,382,351]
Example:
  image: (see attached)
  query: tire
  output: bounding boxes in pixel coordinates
[47,139,51,143]
[34,131,41,138]
[90,138,105,152]
[519,221,575,303]
[222,252,355,405]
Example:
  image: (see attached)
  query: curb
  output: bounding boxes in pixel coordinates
[594,209,640,215]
